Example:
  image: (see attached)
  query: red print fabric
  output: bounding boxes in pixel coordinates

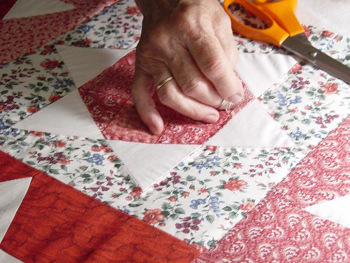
[0,151,200,263]
[0,0,117,65]
[79,51,254,144]
[196,116,350,262]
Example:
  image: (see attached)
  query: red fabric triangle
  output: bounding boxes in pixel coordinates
[0,151,199,262]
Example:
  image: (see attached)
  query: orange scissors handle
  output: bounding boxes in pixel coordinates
[224,0,304,47]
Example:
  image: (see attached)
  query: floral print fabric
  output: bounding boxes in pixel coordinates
[125,146,305,248]
[259,27,350,148]
[0,128,138,208]
[0,0,118,65]
[1,0,350,259]
[57,0,142,50]
[0,45,75,129]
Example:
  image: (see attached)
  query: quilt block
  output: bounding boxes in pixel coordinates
[1,0,350,262]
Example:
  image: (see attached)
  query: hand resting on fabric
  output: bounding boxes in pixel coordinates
[132,0,243,135]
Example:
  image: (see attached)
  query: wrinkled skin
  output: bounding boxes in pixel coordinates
[132,0,243,134]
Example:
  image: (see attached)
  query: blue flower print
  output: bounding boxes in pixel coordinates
[289,95,302,104]
[277,92,287,106]
[209,196,224,217]
[289,129,307,140]
[85,153,105,165]
[100,4,118,16]
[0,119,9,130]
[77,24,95,34]
[53,79,75,90]
[190,198,206,209]
[192,156,221,173]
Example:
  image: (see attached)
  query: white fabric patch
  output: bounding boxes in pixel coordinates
[236,53,296,98]
[0,178,32,243]
[55,45,131,88]
[305,195,350,229]
[206,100,295,147]
[0,250,23,263]
[3,0,75,19]
[13,90,104,139]
[107,140,200,190]
[296,0,350,36]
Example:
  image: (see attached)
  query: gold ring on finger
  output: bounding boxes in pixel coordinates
[156,76,174,91]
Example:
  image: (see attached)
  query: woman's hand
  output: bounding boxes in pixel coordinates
[132,0,243,135]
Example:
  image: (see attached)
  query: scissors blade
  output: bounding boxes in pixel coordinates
[282,33,350,84]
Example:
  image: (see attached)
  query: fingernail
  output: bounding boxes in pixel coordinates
[227,94,243,104]
[204,113,219,124]
[148,115,164,135]
[221,100,234,111]
[150,127,159,135]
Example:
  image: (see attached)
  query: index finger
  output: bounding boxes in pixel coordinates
[132,68,164,135]
[186,27,243,104]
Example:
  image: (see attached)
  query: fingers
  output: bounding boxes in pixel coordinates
[132,68,164,135]
[213,12,239,69]
[186,21,243,104]
[153,67,220,124]
[168,47,223,108]
[132,1,244,135]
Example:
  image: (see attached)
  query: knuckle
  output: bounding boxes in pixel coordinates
[138,27,176,62]
[184,25,203,42]
[190,105,205,121]
[181,79,202,97]
[203,58,225,76]
[176,17,197,37]
[158,86,177,105]
[174,9,192,28]
[175,6,205,38]
[175,4,197,21]
[219,14,232,27]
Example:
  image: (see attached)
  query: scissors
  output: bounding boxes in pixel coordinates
[223,0,350,84]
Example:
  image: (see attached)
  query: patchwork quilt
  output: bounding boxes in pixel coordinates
[1,0,350,262]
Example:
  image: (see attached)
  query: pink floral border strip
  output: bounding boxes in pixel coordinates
[195,116,350,262]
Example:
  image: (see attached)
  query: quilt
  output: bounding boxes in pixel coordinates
[1,0,350,262]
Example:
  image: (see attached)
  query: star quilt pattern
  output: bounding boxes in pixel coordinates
[1,0,350,262]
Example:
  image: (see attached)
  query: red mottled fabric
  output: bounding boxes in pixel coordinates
[79,51,254,144]
[0,0,16,19]
[0,151,200,263]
